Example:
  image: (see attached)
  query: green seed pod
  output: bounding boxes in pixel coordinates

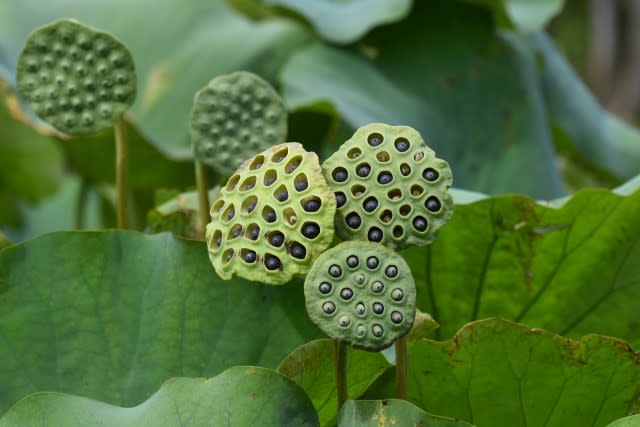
[190,71,287,176]
[304,241,416,351]
[322,123,453,250]
[206,142,336,285]
[16,19,136,135]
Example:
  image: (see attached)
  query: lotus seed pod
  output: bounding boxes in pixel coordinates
[16,19,136,135]
[304,241,416,351]
[205,142,336,285]
[190,71,287,176]
[322,123,453,250]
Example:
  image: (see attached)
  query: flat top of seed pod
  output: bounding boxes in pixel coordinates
[16,19,137,136]
[304,241,416,351]
[322,123,453,250]
[190,71,287,176]
[205,142,336,285]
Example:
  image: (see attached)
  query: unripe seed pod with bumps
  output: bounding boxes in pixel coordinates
[206,143,336,285]
[16,19,136,135]
[322,123,453,250]
[190,71,287,176]
[304,241,417,351]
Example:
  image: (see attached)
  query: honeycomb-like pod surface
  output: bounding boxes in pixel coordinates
[16,19,136,135]
[322,123,453,250]
[190,71,287,176]
[205,143,336,285]
[304,241,416,351]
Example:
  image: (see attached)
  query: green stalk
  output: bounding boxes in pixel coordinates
[333,339,348,411]
[195,159,210,237]
[395,336,408,399]
[115,121,128,229]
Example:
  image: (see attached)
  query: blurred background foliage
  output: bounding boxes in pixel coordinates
[0,0,638,242]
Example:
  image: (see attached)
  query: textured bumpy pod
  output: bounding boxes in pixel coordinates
[16,19,136,135]
[206,143,336,285]
[322,123,453,250]
[304,241,417,351]
[190,71,288,176]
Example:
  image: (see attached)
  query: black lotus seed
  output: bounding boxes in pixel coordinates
[363,197,378,212]
[355,303,366,315]
[391,311,403,324]
[413,216,428,232]
[368,227,383,242]
[246,182,255,190]
[250,226,260,240]
[385,265,398,278]
[368,133,383,147]
[354,274,365,285]
[346,212,361,229]
[295,181,308,191]
[391,288,404,301]
[216,235,221,247]
[356,164,371,177]
[372,302,384,314]
[333,167,348,183]
[269,231,285,247]
[265,255,281,271]
[377,172,393,185]
[372,324,384,337]
[290,243,307,260]
[247,202,256,213]
[423,168,439,181]
[340,288,354,300]
[227,210,235,221]
[277,190,288,202]
[304,199,321,212]
[335,192,347,208]
[244,250,257,263]
[322,302,336,314]
[338,315,351,327]
[265,210,276,223]
[366,256,379,269]
[329,265,342,278]
[265,176,276,186]
[232,227,242,238]
[302,222,320,239]
[319,282,332,294]
[371,281,384,293]
[394,138,410,152]
[346,255,359,268]
[425,196,441,212]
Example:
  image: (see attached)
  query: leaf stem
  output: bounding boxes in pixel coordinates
[195,160,210,238]
[115,121,128,229]
[333,339,348,411]
[395,336,408,399]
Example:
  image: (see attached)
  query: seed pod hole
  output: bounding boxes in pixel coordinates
[377,171,393,185]
[285,155,302,174]
[328,264,342,278]
[390,311,403,324]
[319,282,332,294]
[228,224,243,240]
[264,254,282,271]
[354,274,366,285]
[263,169,277,186]
[223,205,235,222]
[425,196,441,212]
[368,132,384,147]
[376,151,390,163]
[332,167,348,183]
[210,199,225,217]
[414,151,425,161]
[210,230,222,251]
[246,223,260,241]
[355,302,366,315]
[346,255,359,268]
[367,256,380,270]
[387,189,402,201]
[262,206,277,223]
[372,302,385,315]
[322,301,336,315]
[338,315,351,327]
[368,227,383,242]
[391,288,404,302]
[271,147,288,163]
[335,192,347,208]
[345,212,362,229]
[399,204,412,217]
[268,230,285,247]
[241,196,258,214]
[294,173,308,192]
[385,265,398,278]
[240,176,256,192]
[347,147,362,159]
[340,287,354,300]
[289,241,307,260]
[372,324,384,337]
[394,137,410,152]
[411,185,424,197]
[351,184,366,197]
[249,155,265,170]
[274,184,289,202]
[283,207,297,225]
[302,196,322,213]
[363,196,378,213]
[393,225,404,238]
[400,163,411,177]
[241,249,257,264]
[222,248,234,264]
[423,168,439,182]
[301,221,321,239]
[380,209,393,223]
[356,163,371,178]
[413,216,428,232]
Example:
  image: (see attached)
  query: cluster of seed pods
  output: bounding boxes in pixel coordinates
[190,71,287,176]
[321,123,453,250]
[304,241,416,351]
[16,19,136,135]
[206,143,336,285]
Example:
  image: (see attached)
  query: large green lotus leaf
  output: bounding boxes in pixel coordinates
[0,89,63,227]
[338,399,473,427]
[263,0,412,44]
[404,187,640,346]
[0,231,322,413]
[0,0,308,159]
[608,415,640,427]
[403,319,640,427]
[0,367,319,427]
[277,339,391,427]
[280,1,565,198]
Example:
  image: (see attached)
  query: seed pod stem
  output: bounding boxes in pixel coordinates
[115,120,128,228]
[333,339,349,411]
[395,335,408,400]
[195,159,210,238]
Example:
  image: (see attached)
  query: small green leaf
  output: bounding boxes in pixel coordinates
[278,339,391,427]
[338,399,474,427]
[0,367,319,427]
[608,415,640,427]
